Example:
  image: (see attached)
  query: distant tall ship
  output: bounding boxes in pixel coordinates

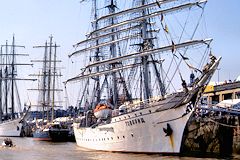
[30,36,70,141]
[66,0,221,153]
[0,35,33,137]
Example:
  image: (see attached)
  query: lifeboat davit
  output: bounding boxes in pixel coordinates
[94,103,112,119]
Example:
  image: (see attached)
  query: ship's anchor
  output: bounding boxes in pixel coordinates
[163,123,173,136]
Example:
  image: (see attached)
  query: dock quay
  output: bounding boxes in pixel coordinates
[179,80,240,156]
[182,107,240,156]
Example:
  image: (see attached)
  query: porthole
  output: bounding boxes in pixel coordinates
[132,120,135,125]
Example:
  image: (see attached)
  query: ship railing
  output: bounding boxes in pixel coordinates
[112,96,166,117]
[0,118,18,124]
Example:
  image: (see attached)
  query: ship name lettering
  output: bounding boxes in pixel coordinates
[125,118,145,126]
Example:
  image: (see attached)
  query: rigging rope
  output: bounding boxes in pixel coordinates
[164,3,206,92]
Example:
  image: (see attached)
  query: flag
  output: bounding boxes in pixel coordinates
[164,24,169,33]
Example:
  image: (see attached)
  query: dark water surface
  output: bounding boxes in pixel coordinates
[0,137,237,160]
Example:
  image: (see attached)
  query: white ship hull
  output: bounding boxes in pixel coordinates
[0,119,23,137]
[74,102,192,153]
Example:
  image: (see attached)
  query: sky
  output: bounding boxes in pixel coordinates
[0,0,239,107]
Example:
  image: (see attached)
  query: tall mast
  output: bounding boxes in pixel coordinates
[108,0,118,108]
[0,36,34,120]
[140,0,151,101]
[5,40,8,118]
[11,36,15,119]
[51,43,57,121]
[32,36,61,122]
[42,41,48,121]
[47,36,53,121]
[93,0,101,104]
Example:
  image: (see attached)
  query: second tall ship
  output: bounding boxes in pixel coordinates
[0,36,33,137]
[30,36,72,142]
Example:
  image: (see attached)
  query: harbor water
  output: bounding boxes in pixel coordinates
[0,137,238,160]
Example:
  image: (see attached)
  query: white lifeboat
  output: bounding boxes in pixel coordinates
[94,103,112,119]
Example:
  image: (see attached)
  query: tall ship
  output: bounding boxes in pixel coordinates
[30,36,71,141]
[29,36,62,141]
[0,35,33,137]
[66,0,221,153]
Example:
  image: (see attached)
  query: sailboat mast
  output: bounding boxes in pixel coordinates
[51,43,57,121]
[47,36,53,121]
[42,41,48,121]
[11,36,15,119]
[5,40,8,118]
[32,36,60,122]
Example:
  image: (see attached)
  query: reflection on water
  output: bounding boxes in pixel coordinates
[0,137,235,160]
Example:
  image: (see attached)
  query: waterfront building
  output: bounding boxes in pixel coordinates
[203,80,240,106]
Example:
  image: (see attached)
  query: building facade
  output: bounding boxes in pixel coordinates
[203,81,240,106]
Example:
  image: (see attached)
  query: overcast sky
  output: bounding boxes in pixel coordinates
[0,0,239,107]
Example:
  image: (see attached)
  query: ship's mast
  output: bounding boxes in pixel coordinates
[107,0,118,108]
[0,36,33,120]
[93,0,101,105]
[67,0,211,106]
[43,42,48,121]
[31,36,61,122]
[46,36,53,121]
[32,41,48,122]
[51,43,57,121]
[140,0,151,101]
[37,42,48,121]
[4,40,8,118]
[11,36,15,119]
